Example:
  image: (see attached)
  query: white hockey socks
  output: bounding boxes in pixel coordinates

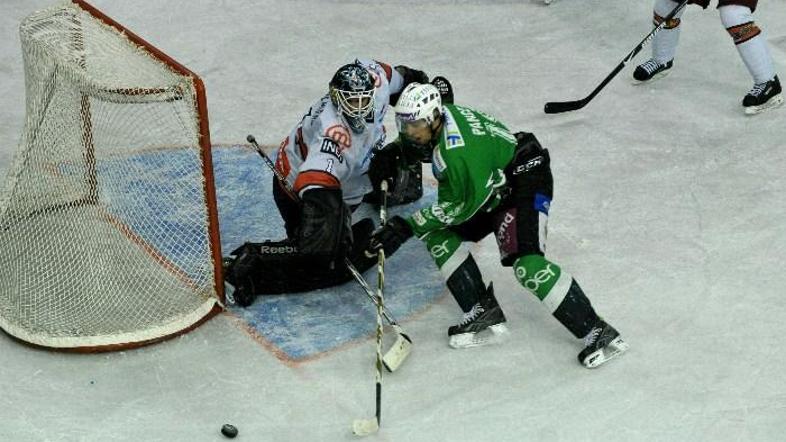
[651,0,685,64]
[720,5,776,84]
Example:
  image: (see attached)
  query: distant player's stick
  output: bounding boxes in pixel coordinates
[544,0,689,114]
[246,135,412,372]
[352,180,390,436]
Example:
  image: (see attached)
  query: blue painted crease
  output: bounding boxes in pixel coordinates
[91,145,444,361]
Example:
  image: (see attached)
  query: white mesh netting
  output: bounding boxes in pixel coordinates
[0,1,222,350]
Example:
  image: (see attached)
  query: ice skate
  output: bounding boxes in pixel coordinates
[743,75,783,115]
[448,284,508,349]
[578,320,628,368]
[632,59,673,84]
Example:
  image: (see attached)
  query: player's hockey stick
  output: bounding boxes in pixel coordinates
[351,180,390,436]
[246,135,413,372]
[344,261,413,372]
[544,0,689,114]
[342,180,412,372]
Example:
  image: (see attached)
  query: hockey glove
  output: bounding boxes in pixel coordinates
[390,65,429,106]
[368,142,403,194]
[510,132,549,175]
[431,76,454,104]
[299,187,352,264]
[365,215,413,258]
[508,131,553,201]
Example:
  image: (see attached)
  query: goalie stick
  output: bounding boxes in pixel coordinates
[544,0,689,114]
[246,135,413,372]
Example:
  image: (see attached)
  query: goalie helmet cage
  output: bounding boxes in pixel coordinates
[0,0,225,352]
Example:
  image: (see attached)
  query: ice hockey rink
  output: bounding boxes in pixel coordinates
[2,0,785,440]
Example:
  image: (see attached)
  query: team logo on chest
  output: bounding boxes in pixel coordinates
[325,124,352,150]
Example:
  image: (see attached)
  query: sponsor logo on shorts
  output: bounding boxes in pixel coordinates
[497,211,516,243]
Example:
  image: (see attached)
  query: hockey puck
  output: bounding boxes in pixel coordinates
[220,424,238,438]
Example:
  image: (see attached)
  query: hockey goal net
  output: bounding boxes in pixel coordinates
[0,0,224,351]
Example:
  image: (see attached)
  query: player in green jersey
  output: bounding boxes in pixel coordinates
[366,83,628,368]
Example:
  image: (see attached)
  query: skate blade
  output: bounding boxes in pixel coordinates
[582,336,629,369]
[631,69,671,86]
[744,94,784,115]
[449,324,508,349]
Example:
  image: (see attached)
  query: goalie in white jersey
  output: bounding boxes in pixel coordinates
[225,59,431,306]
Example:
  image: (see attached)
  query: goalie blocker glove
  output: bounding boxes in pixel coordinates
[366,140,424,207]
[298,187,352,266]
[389,65,429,106]
[430,76,454,104]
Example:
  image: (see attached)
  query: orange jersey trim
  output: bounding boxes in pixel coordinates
[294,170,340,194]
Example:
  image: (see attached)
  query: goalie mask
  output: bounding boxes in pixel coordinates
[329,63,376,134]
[394,82,443,162]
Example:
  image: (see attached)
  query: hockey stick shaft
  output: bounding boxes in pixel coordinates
[344,258,403,327]
[246,135,299,200]
[374,250,383,426]
[543,0,689,114]
[372,181,388,426]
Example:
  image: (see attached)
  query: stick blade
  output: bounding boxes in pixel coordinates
[382,332,413,372]
[544,99,588,114]
[352,418,379,436]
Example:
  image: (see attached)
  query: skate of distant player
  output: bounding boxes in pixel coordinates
[365,83,629,368]
[633,0,782,115]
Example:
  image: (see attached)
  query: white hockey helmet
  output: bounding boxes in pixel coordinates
[394,83,443,157]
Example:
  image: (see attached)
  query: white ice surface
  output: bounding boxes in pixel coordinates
[2,1,786,441]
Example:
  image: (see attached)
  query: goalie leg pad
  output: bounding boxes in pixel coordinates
[224,218,376,298]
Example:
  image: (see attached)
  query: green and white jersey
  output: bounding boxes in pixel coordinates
[406,104,517,238]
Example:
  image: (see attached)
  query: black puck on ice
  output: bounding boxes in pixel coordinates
[221,423,238,438]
